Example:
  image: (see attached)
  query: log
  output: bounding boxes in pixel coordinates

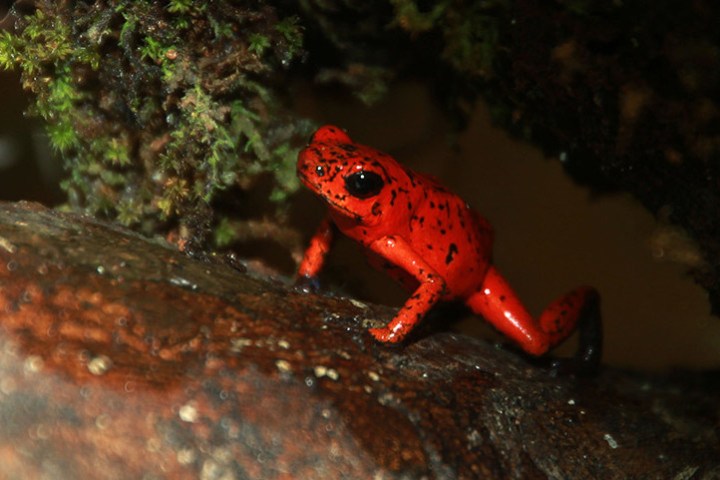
[0,201,717,479]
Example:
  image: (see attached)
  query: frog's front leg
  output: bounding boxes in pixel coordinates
[296,215,335,288]
[367,235,447,343]
[466,265,602,370]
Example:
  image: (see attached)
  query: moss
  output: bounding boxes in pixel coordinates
[294,0,507,115]
[0,0,308,248]
[214,216,237,248]
[390,0,447,32]
[388,0,508,78]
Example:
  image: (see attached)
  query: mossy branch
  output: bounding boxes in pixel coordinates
[0,1,309,247]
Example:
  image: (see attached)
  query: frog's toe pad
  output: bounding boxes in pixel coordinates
[368,326,401,343]
[294,275,321,294]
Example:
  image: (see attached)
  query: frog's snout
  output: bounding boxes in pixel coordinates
[297,147,326,194]
[297,147,315,176]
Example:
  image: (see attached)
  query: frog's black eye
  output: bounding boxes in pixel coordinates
[344,171,384,199]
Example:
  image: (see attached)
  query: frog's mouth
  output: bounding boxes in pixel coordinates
[323,199,361,222]
[297,171,362,222]
[296,148,325,190]
[296,169,323,197]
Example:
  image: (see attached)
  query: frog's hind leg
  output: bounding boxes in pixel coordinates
[466,266,602,369]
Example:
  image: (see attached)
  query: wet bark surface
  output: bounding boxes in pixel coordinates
[0,201,717,479]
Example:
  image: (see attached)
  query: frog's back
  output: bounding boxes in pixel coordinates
[405,173,493,299]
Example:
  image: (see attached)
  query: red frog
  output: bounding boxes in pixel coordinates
[297,125,601,368]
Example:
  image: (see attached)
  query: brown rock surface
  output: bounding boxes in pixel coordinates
[0,201,717,479]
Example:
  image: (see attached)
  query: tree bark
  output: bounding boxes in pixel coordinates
[0,201,717,479]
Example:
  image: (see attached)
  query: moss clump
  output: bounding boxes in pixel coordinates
[0,1,307,245]
[390,0,504,78]
[296,0,507,118]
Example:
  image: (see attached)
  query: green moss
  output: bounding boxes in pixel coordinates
[213,216,237,248]
[0,9,95,156]
[390,0,448,33]
[0,0,309,246]
[275,16,304,62]
[390,0,506,78]
[296,0,506,110]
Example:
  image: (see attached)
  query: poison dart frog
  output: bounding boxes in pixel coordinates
[297,125,602,369]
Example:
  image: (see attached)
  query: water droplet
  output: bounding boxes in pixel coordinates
[0,237,16,254]
[24,355,43,374]
[95,413,111,429]
[603,433,619,449]
[178,403,198,423]
[0,377,17,394]
[275,359,292,373]
[87,355,113,375]
[169,276,192,288]
[348,298,368,309]
[230,338,253,352]
[314,365,339,381]
[177,448,196,465]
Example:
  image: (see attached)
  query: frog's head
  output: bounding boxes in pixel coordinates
[298,125,407,225]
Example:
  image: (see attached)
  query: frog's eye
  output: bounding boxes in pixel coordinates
[344,171,384,199]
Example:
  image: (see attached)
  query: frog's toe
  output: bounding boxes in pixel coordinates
[294,275,321,293]
[368,326,400,343]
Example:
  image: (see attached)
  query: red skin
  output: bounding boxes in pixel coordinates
[297,125,600,357]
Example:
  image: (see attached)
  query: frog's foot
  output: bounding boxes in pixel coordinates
[549,290,602,376]
[466,266,603,374]
[294,274,321,294]
[548,356,598,377]
[368,326,401,343]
